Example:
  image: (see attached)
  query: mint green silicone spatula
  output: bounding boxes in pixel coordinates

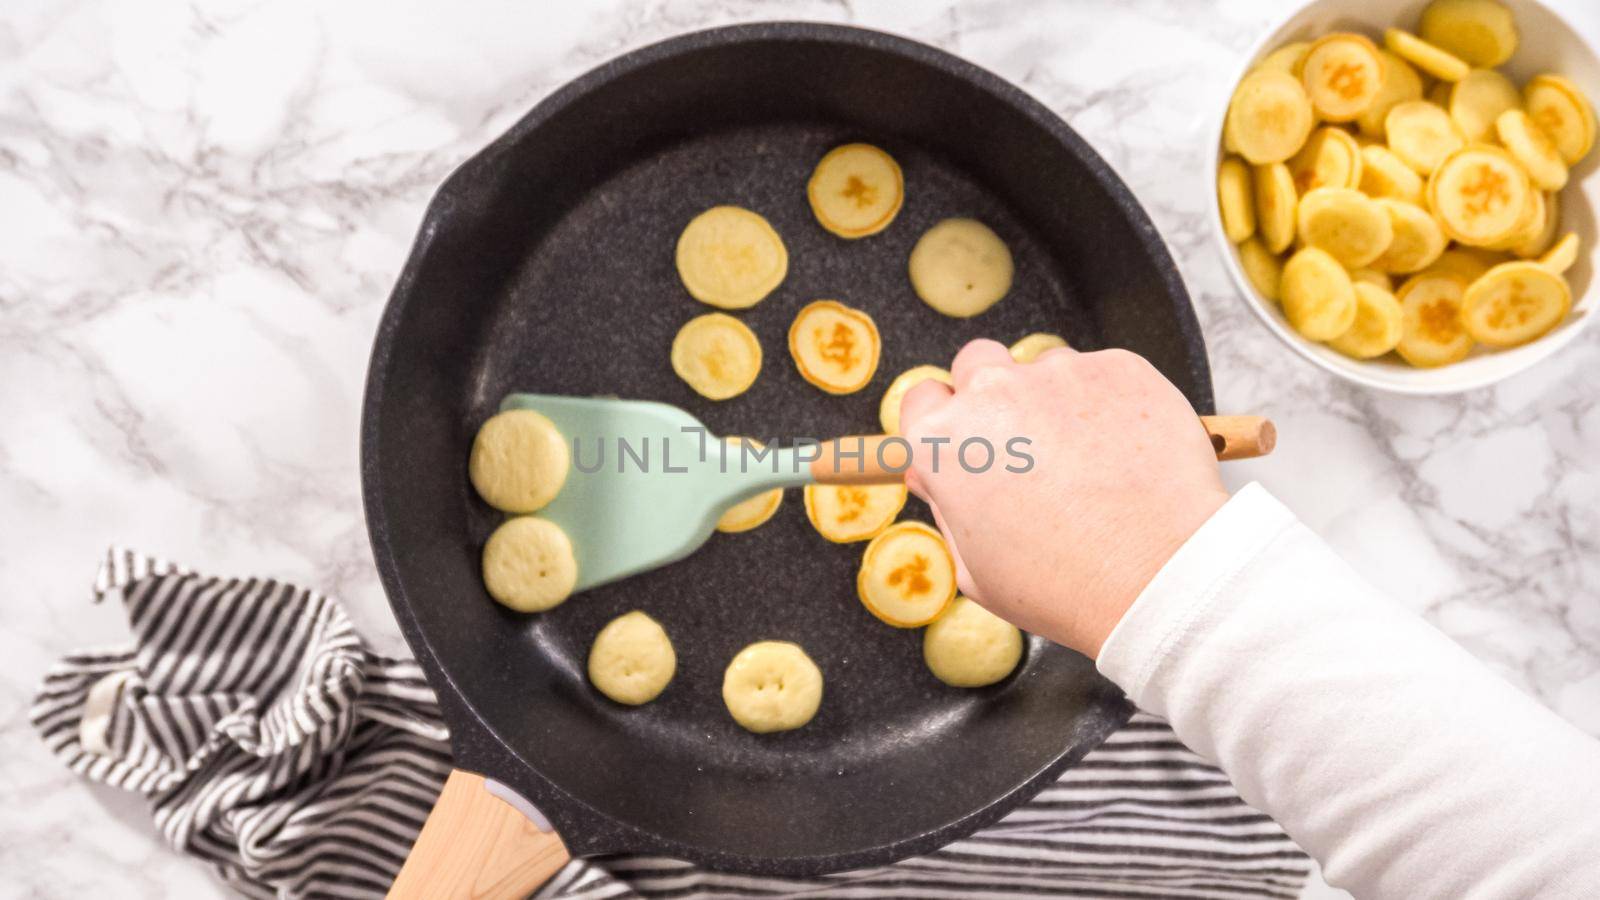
[501,393,908,593]
[501,393,1274,594]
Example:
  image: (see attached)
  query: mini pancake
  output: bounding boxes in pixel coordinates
[808,143,904,238]
[1253,162,1299,254]
[722,641,824,733]
[1448,68,1520,143]
[857,521,957,628]
[879,365,953,434]
[908,218,1014,317]
[1524,74,1596,165]
[1237,237,1283,302]
[1372,198,1447,274]
[1419,0,1517,68]
[1329,282,1405,359]
[1463,247,1515,269]
[1008,332,1070,363]
[588,611,676,705]
[1356,51,1424,138]
[1296,187,1394,269]
[1225,68,1315,164]
[1539,233,1579,274]
[1427,145,1531,246]
[1489,187,1546,253]
[1359,144,1425,204]
[1495,109,1568,191]
[715,437,783,533]
[1301,33,1384,122]
[1217,156,1257,242]
[1513,191,1560,260]
[787,300,881,394]
[1383,28,1470,83]
[923,597,1024,688]
[482,516,579,613]
[805,482,908,544]
[1460,260,1571,348]
[469,408,571,514]
[1396,272,1475,367]
[1281,246,1358,341]
[671,312,763,400]
[1385,101,1464,174]
[1288,127,1363,194]
[675,205,788,309]
[1423,247,1495,282]
[1258,41,1311,76]
[1350,268,1394,292]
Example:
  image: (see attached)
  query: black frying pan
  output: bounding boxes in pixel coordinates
[361,21,1213,894]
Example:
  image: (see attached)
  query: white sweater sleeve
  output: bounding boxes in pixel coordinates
[1096,483,1600,900]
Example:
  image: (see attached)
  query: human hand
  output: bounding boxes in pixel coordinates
[898,340,1228,658]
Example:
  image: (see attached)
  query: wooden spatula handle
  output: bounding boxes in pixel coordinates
[810,436,912,484]
[1203,415,1276,461]
[809,416,1275,485]
[390,769,569,900]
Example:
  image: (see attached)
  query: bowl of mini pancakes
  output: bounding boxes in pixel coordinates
[1211,0,1600,393]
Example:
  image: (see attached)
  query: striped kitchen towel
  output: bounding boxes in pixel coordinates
[31,549,1311,899]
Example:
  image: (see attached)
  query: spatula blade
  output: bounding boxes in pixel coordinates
[499,394,810,592]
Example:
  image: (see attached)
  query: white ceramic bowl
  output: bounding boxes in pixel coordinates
[1209,0,1600,394]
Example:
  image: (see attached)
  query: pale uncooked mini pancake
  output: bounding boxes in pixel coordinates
[675,205,788,309]
[722,640,824,733]
[671,312,763,400]
[923,597,1024,688]
[481,516,578,612]
[878,365,951,434]
[588,611,676,705]
[908,218,1014,317]
[469,409,571,514]
[1008,332,1068,363]
[715,437,783,533]
[807,143,904,238]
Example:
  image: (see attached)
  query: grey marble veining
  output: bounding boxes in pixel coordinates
[2,0,1597,896]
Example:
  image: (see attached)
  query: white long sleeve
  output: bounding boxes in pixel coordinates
[1097,483,1600,899]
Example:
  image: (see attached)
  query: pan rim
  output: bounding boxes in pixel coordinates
[361,19,1201,875]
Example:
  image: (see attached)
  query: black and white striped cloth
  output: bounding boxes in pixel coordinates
[32,549,1311,899]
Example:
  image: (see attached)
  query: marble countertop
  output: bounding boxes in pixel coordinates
[3,0,1597,896]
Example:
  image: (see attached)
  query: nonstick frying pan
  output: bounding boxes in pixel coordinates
[361,21,1214,896]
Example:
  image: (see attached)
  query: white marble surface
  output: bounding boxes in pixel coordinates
[2,0,1597,896]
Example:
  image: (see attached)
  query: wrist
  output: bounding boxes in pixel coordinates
[1078,487,1230,659]
[1095,483,1297,701]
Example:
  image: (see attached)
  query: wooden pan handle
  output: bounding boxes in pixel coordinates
[809,416,1274,485]
[389,769,569,900]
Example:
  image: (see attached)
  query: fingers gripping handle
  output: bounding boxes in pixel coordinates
[389,769,569,900]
